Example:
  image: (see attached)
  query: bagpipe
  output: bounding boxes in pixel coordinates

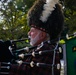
[0,38,62,75]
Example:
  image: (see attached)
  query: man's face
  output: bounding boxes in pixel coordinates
[28,27,46,46]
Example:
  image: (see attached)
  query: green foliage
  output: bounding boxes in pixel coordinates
[64,0,76,34]
[65,0,76,10]
[0,0,31,40]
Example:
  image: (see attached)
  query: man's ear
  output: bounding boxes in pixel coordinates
[39,32,46,40]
